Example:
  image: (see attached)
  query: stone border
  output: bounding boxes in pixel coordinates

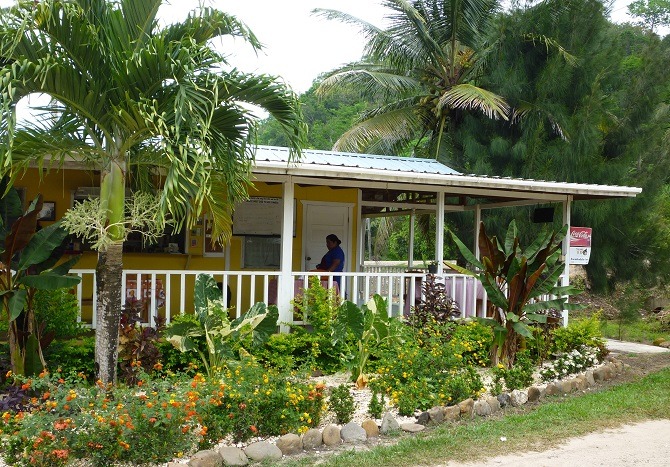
[171,358,624,467]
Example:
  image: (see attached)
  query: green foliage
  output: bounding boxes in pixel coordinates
[33,288,86,340]
[164,274,278,377]
[628,0,670,32]
[540,345,600,382]
[257,82,368,150]
[371,323,484,415]
[491,351,535,393]
[328,384,356,424]
[1,363,326,465]
[292,276,341,336]
[368,390,385,419]
[551,313,607,358]
[0,193,81,376]
[254,330,339,373]
[333,295,404,388]
[450,221,581,367]
[44,337,96,382]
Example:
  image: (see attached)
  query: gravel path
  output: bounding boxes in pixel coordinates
[440,419,670,467]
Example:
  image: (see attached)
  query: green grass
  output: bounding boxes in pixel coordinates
[599,319,669,344]
[280,368,670,466]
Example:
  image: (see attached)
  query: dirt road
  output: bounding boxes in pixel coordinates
[443,419,670,467]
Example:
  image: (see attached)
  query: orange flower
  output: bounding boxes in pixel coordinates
[181,426,189,434]
[54,420,68,431]
[52,449,68,460]
[42,392,51,400]
[146,402,153,409]
[250,425,258,434]
[153,362,163,371]
[149,417,157,424]
[199,426,208,436]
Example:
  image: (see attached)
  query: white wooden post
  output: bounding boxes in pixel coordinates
[561,196,572,327]
[474,204,481,261]
[409,209,415,269]
[436,191,445,274]
[278,177,295,333]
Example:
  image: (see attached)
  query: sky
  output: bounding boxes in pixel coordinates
[0,0,650,107]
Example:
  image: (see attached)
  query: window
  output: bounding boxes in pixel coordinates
[243,236,280,269]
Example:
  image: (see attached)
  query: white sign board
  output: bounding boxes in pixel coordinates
[569,227,592,265]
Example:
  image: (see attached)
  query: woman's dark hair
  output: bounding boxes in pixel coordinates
[326,234,341,245]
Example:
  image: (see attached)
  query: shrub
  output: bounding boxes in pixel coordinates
[1,360,327,465]
[329,384,356,424]
[551,313,607,358]
[491,351,535,393]
[44,337,96,381]
[540,345,600,382]
[407,274,459,327]
[33,288,86,340]
[255,330,325,372]
[368,390,385,419]
[370,334,484,415]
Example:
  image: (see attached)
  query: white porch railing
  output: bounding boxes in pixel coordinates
[70,269,489,329]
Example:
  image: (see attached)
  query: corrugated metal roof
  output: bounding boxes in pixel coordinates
[251,145,641,200]
[254,146,460,175]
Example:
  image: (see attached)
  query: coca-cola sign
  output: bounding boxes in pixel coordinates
[570,227,592,247]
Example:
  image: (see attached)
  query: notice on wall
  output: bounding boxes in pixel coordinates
[232,197,295,236]
[569,226,592,265]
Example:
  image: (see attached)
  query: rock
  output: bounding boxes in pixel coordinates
[497,392,511,407]
[473,399,492,416]
[362,419,379,438]
[660,341,670,349]
[380,412,400,434]
[544,383,559,396]
[574,375,588,390]
[401,423,426,433]
[593,365,612,382]
[217,446,248,466]
[302,428,323,450]
[428,406,445,424]
[485,396,501,413]
[340,422,367,443]
[444,405,461,421]
[167,463,183,467]
[276,433,302,455]
[243,442,282,462]
[527,386,542,402]
[322,425,341,446]
[416,411,430,425]
[585,370,596,386]
[458,398,474,418]
[556,379,573,394]
[509,390,528,407]
[188,450,223,467]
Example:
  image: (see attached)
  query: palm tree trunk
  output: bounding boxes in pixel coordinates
[95,242,123,385]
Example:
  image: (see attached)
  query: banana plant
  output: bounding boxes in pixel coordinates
[164,274,278,377]
[447,221,582,368]
[0,193,81,376]
[333,294,403,389]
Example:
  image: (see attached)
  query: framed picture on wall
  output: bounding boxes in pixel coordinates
[38,201,56,221]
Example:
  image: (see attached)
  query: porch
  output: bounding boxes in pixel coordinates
[71,266,488,328]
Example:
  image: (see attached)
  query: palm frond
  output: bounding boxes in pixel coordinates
[333,106,422,154]
[439,83,510,120]
[318,65,421,101]
[523,33,578,66]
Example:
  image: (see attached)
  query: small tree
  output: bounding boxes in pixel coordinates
[0,193,81,376]
[448,221,581,367]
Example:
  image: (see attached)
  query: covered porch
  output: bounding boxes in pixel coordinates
[68,146,641,330]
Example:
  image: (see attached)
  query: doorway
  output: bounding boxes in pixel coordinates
[302,201,353,272]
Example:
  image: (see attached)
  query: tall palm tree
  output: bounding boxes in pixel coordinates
[0,0,305,384]
[315,0,572,166]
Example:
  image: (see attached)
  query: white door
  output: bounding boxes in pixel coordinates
[302,202,352,271]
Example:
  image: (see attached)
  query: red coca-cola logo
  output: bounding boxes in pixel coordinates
[570,227,592,247]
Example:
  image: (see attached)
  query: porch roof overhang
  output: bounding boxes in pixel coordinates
[251,146,642,207]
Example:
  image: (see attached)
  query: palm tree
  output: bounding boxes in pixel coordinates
[0,0,305,384]
[315,0,572,166]
[314,0,507,164]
